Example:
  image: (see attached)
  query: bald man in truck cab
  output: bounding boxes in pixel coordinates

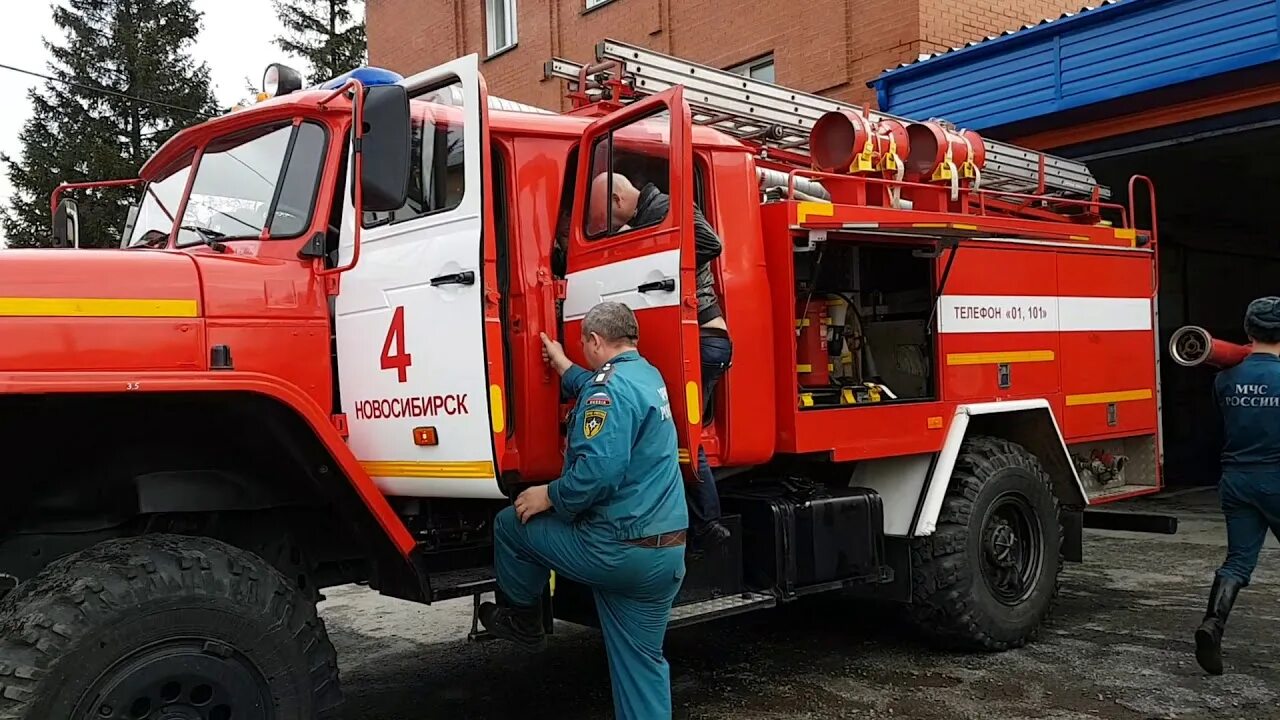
[590,172,733,553]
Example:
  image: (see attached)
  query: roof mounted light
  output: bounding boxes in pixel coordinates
[320,66,404,90]
[263,63,304,98]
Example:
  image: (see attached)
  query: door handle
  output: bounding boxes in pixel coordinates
[637,278,675,293]
[431,270,476,287]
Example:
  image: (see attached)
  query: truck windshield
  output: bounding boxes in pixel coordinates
[126,154,193,248]
[127,121,326,248]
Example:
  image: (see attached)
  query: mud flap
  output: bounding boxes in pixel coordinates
[1062,509,1083,563]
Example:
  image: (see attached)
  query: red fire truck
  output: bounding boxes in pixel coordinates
[0,41,1168,717]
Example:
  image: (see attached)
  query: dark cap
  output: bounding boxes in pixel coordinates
[1245,297,1280,342]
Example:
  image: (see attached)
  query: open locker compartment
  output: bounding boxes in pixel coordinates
[792,235,939,410]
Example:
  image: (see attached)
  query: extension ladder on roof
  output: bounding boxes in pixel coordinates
[544,40,1106,199]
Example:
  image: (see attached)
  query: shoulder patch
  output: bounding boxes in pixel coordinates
[590,365,617,385]
[583,408,608,439]
[585,392,612,407]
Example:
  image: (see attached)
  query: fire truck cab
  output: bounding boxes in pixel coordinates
[0,43,1166,718]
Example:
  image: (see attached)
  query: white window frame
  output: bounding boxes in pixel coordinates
[585,0,613,9]
[728,54,775,83]
[486,0,517,56]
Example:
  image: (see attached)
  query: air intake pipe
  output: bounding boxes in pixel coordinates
[1169,326,1252,369]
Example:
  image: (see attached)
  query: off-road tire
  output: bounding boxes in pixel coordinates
[909,436,1062,651]
[0,534,343,719]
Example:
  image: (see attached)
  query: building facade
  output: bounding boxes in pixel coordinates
[366,0,1088,111]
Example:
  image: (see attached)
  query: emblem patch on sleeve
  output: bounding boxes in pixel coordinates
[583,408,608,439]
[585,392,612,407]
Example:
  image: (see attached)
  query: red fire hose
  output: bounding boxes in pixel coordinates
[1169,326,1252,369]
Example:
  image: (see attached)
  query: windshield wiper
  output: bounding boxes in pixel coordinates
[180,225,228,253]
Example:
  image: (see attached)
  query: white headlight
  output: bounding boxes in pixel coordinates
[263,65,280,96]
[262,64,303,98]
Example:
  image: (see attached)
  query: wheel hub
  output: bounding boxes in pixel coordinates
[985,520,1020,568]
[979,492,1045,607]
[78,638,271,720]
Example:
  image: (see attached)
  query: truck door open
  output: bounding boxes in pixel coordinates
[564,88,703,477]
[334,56,505,500]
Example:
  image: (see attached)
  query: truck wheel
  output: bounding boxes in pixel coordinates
[909,436,1062,651]
[0,534,342,719]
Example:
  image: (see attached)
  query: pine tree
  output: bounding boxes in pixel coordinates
[273,0,367,84]
[1,0,217,249]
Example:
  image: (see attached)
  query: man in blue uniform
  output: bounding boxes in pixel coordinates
[1196,297,1280,675]
[480,301,688,719]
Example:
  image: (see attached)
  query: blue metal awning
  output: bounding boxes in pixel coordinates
[872,0,1280,130]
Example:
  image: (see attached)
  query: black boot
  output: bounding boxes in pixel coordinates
[1195,575,1244,675]
[479,600,545,649]
[688,520,730,557]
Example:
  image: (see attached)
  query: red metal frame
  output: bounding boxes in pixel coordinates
[50,178,143,217]
[785,168,1131,230]
[315,79,365,278]
[167,146,206,247]
[1012,81,1280,150]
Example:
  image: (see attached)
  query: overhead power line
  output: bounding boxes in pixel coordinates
[0,62,211,119]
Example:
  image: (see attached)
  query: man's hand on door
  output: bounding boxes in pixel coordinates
[540,332,573,376]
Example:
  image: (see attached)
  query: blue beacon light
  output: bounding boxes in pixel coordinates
[319,67,404,90]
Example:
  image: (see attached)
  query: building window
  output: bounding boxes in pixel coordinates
[584,0,614,10]
[728,55,775,84]
[486,0,517,56]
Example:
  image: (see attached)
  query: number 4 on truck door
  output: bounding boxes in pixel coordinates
[334,55,505,500]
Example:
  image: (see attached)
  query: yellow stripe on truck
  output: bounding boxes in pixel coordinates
[946,350,1055,366]
[0,297,199,318]
[361,461,496,479]
[1065,389,1153,406]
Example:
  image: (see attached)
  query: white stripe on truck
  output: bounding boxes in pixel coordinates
[938,295,1152,334]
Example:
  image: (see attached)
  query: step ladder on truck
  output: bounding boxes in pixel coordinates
[0,38,1176,718]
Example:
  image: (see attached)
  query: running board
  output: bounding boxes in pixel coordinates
[668,592,776,628]
[430,566,497,602]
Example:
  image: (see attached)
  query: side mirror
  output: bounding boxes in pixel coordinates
[51,198,79,249]
[359,84,411,212]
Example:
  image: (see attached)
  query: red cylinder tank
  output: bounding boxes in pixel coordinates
[810,110,871,173]
[810,111,914,177]
[905,122,986,181]
[797,301,831,387]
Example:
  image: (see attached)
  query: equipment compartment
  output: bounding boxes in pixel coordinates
[792,241,936,410]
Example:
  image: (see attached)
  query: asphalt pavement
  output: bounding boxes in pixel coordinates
[322,487,1280,719]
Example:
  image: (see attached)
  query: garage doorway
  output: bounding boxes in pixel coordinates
[1061,113,1280,487]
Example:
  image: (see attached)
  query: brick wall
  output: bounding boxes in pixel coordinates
[918,0,1088,54]
[367,0,1086,110]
